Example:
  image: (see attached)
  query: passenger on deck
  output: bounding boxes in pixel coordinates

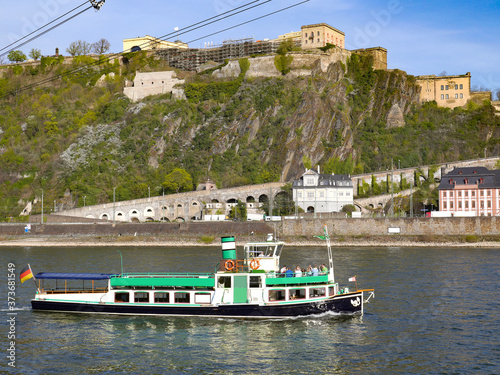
[280,266,287,274]
[320,264,328,274]
[312,265,319,277]
[295,266,302,277]
[306,265,313,276]
[285,268,294,278]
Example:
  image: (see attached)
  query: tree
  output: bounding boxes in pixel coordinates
[7,50,26,63]
[66,40,92,56]
[162,168,193,194]
[91,39,110,55]
[29,48,42,60]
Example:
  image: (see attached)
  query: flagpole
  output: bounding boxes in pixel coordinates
[355,275,358,291]
[28,264,40,293]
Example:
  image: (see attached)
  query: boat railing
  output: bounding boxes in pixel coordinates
[111,272,214,279]
[41,287,108,295]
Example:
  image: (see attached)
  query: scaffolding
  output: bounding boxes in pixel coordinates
[155,38,293,71]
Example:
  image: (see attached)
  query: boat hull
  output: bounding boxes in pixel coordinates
[31,292,364,318]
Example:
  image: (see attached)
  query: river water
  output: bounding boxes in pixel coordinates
[0,245,498,374]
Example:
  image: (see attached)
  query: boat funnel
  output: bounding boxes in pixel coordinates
[221,236,236,259]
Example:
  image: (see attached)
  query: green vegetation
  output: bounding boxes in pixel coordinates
[0,49,498,219]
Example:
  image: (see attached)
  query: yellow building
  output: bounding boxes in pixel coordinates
[416,73,472,108]
[278,31,302,43]
[123,35,188,53]
[301,23,345,49]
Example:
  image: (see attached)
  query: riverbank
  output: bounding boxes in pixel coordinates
[0,235,498,247]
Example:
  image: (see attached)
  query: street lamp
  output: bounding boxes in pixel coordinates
[148,186,150,198]
[398,159,400,170]
[84,196,86,207]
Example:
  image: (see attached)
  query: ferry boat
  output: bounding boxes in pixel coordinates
[30,229,374,318]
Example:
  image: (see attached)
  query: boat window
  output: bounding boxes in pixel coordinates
[328,287,335,296]
[310,287,326,298]
[275,244,284,257]
[154,292,169,303]
[195,293,211,304]
[175,292,190,303]
[217,276,231,288]
[134,292,149,303]
[249,276,261,288]
[115,292,129,303]
[290,288,306,300]
[269,289,286,301]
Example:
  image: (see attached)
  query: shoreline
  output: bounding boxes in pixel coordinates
[0,236,498,248]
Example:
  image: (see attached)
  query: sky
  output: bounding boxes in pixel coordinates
[1,0,499,94]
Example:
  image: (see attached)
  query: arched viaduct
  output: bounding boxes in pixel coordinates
[56,182,285,223]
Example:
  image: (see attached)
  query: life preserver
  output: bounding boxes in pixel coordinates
[250,258,260,270]
[224,259,235,271]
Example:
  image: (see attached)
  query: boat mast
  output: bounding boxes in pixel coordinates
[324,225,335,282]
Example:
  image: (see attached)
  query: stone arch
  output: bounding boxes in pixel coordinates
[160,217,170,222]
[227,198,238,204]
[246,196,255,203]
[368,204,374,209]
[131,46,141,52]
[175,217,185,222]
[116,211,125,221]
[130,217,140,223]
[145,217,154,222]
[259,194,268,203]
[191,201,199,206]
[100,213,110,220]
[211,199,219,203]
[85,214,96,219]
[307,206,315,213]
[144,207,154,217]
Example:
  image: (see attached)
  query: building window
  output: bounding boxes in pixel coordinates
[446,94,449,99]
[450,201,454,209]
[481,201,484,209]
[465,201,469,209]
[487,191,491,196]
[307,191,314,198]
[306,178,314,185]
[487,201,491,208]
[458,201,462,209]
[443,192,447,197]
[446,85,449,90]
[443,201,447,209]
[455,94,458,99]
[297,191,302,198]
[305,32,308,37]
[317,31,320,36]
[472,201,475,208]
[480,191,484,197]
[460,93,463,98]
[465,191,468,197]
[460,84,463,89]
[317,38,320,43]
[441,85,444,90]
[441,94,444,100]
[319,191,325,198]
[455,84,458,90]
[472,191,475,197]
[458,191,462,197]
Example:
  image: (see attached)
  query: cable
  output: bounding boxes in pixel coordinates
[186,0,310,44]
[2,1,309,98]
[0,1,89,55]
[0,6,93,58]
[2,0,269,96]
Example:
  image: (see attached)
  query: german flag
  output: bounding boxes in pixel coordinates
[20,265,34,284]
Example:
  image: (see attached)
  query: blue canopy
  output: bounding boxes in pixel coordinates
[35,272,114,280]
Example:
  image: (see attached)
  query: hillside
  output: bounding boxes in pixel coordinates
[0,50,499,218]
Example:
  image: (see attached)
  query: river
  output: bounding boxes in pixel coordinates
[0,245,498,374]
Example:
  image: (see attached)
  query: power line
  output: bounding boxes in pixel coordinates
[2,1,309,98]
[0,2,89,55]
[0,5,93,58]
[2,0,270,96]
